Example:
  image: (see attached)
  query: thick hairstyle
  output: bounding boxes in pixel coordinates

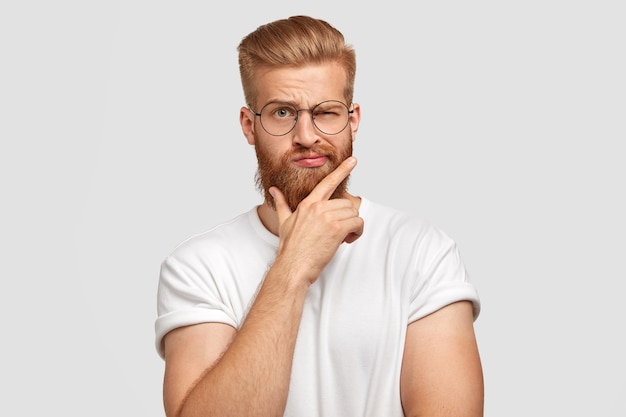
[237,15,356,109]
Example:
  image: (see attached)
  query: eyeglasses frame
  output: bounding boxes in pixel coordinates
[249,100,355,136]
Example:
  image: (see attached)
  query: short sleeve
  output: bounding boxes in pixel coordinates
[154,255,238,359]
[407,226,480,323]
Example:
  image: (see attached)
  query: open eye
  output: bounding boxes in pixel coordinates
[275,108,292,118]
[264,103,297,119]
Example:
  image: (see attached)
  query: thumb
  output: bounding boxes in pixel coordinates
[269,186,292,224]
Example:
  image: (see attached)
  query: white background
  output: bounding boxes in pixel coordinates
[1,1,624,416]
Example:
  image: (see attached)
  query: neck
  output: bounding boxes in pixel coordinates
[257,193,361,237]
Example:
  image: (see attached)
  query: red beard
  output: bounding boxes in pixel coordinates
[254,139,353,212]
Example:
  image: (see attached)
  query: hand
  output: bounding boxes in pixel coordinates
[270,157,364,284]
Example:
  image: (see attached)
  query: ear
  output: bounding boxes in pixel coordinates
[240,107,256,145]
[349,103,361,142]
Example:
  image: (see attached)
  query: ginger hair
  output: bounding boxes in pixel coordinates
[238,15,356,109]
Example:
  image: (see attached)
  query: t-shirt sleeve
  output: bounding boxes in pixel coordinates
[154,254,238,359]
[407,225,480,323]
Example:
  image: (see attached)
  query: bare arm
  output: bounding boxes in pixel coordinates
[162,157,364,417]
[164,265,309,417]
[400,301,484,417]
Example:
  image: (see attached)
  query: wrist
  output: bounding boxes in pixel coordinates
[269,254,319,290]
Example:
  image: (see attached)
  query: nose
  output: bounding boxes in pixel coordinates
[292,109,320,148]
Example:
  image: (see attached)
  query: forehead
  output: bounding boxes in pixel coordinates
[254,63,347,106]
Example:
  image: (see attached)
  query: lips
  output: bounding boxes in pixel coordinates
[292,153,329,168]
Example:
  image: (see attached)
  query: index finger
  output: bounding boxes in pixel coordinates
[307,156,357,202]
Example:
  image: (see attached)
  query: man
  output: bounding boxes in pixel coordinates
[155,15,483,417]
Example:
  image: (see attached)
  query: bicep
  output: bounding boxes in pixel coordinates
[162,322,237,417]
[400,301,484,417]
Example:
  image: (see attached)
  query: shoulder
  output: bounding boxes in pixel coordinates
[360,198,451,246]
[163,208,264,266]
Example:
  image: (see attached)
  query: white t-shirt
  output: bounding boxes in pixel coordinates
[155,197,480,417]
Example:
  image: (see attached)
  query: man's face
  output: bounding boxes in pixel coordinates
[243,63,360,211]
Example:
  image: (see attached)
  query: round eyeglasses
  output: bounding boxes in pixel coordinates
[250,100,354,136]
